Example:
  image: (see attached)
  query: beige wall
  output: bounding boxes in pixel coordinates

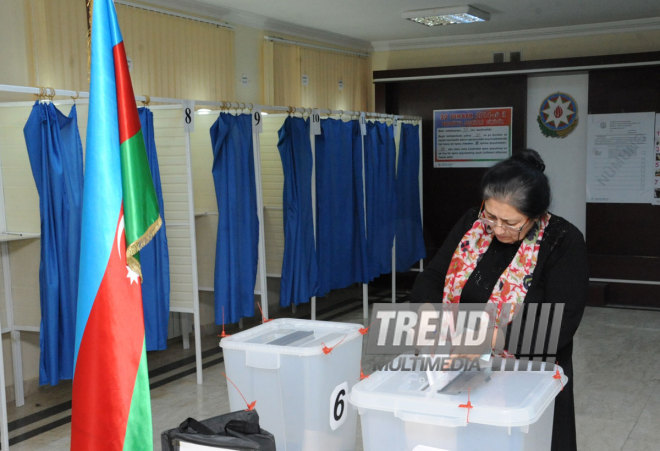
[372,29,660,71]
[233,25,263,104]
[0,0,370,110]
[0,0,373,401]
[0,0,658,401]
[263,40,371,111]
[115,4,235,101]
[0,0,236,101]
[3,2,658,102]
[0,0,31,87]
[23,0,89,91]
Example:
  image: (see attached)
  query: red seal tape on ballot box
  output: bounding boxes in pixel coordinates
[220,318,363,451]
[349,357,568,451]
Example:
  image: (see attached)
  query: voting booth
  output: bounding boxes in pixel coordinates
[350,358,567,451]
[220,318,363,451]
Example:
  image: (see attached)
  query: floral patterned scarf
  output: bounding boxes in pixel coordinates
[442,213,550,323]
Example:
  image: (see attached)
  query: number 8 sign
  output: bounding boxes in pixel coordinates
[329,381,349,430]
[182,100,195,132]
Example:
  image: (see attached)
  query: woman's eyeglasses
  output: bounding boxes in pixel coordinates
[478,201,529,235]
[479,216,528,234]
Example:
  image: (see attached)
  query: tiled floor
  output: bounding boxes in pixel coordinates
[572,307,660,451]
[4,289,660,450]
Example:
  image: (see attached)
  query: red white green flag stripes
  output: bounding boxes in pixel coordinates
[72,0,160,449]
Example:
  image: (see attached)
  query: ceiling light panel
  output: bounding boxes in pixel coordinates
[402,5,490,26]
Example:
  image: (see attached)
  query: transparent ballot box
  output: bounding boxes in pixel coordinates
[220,318,364,451]
[349,356,567,451]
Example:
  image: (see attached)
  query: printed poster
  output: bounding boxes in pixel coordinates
[433,107,512,168]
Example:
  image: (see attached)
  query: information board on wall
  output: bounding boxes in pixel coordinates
[433,107,512,168]
[586,112,655,204]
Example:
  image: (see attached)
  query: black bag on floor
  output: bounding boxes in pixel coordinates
[161,409,276,451]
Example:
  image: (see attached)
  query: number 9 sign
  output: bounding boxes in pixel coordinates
[252,109,263,133]
[329,381,349,430]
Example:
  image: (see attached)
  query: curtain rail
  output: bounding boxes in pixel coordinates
[264,36,369,58]
[373,60,660,83]
[0,84,421,121]
[114,1,233,30]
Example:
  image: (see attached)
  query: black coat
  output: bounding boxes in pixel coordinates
[410,208,588,451]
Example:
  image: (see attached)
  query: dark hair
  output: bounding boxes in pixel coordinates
[480,149,550,219]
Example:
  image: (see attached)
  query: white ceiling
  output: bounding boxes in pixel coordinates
[146,0,660,51]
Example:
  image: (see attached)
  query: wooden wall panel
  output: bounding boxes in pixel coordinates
[375,54,660,307]
[377,75,527,255]
[587,65,660,307]
[259,114,286,277]
[0,104,40,233]
[150,106,195,312]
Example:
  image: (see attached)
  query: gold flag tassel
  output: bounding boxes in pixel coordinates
[86,0,93,83]
[125,215,163,280]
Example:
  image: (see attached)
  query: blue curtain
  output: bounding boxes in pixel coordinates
[137,107,170,351]
[364,121,397,281]
[315,119,367,296]
[395,123,426,271]
[23,102,83,386]
[277,117,319,307]
[210,114,258,324]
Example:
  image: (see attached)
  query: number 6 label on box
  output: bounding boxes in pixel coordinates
[329,381,349,430]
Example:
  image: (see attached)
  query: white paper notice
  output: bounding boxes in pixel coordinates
[586,112,655,203]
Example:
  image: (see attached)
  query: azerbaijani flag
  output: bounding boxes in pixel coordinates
[72,0,161,449]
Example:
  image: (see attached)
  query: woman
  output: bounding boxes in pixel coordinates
[410,149,587,451]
